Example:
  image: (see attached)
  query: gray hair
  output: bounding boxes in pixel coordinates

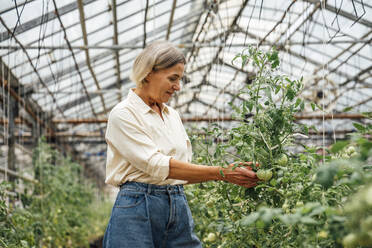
[130,41,186,87]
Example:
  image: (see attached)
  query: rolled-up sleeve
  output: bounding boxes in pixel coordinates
[106,109,171,180]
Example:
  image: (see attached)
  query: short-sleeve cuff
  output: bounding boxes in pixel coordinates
[148,154,172,180]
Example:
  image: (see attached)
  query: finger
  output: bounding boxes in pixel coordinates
[237,182,257,188]
[231,177,259,184]
[236,167,258,179]
[239,161,253,166]
[232,176,259,184]
[229,173,258,181]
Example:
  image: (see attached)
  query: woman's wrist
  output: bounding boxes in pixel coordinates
[211,166,226,181]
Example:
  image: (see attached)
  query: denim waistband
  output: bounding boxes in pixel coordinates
[120,181,184,194]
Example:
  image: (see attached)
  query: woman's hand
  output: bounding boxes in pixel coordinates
[168,159,258,186]
[220,162,259,188]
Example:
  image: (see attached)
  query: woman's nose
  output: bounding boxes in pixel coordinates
[173,81,181,91]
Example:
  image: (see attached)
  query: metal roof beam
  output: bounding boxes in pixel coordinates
[39,18,199,108]
[258,0,298,47]
[0,17,66,118]
[111,0,122,102]
[51,0,99,121]
[60,77,130,112]
[340,65,372,87]
[0,0,98,42]
[10,0,170,71]
[143,0,150,47]
[25,1,200,88]
[0,0,36,15]
[39,20,200,110]
[1,113,368,125]
[303,0,372,27]
[234,26,355,80]
[272,1,320,46]
[62,22,198,113]
[166,0,178,40]
[9,39,372,51]
[187,0,249,113]
[77,0,108,114]
[314,30,372,74]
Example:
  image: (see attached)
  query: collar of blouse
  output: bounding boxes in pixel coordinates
[128,88,170,114]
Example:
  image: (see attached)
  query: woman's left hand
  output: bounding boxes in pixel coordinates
[221,162,259,188]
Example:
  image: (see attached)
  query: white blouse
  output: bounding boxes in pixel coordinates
[105,88,191,186]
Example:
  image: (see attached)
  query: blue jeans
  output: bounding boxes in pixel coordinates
[103,182,202,248]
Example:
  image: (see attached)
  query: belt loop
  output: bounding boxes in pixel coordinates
[166,185,172,194]
[147,184,151,194]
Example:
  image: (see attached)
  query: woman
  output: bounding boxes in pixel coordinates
[103,41,258,248]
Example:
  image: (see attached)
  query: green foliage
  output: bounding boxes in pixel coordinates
[0,139,110,248]
[185,46,372,247]
[342,183,372,247]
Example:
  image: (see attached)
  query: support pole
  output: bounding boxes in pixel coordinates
[7,97,18,187]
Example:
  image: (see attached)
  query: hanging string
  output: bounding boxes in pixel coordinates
[1,49,8,182]
[6,40,12,182]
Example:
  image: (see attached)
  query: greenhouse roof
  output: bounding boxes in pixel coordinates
[0,0,371,184]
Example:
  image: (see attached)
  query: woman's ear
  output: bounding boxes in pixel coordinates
[144,72,153,83]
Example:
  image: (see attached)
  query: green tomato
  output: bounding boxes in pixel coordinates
[346,146,356,155]
[317,231,328,239]
[361,216,372,232]
[277,154,288,166]
[350,152,358,157]
[196,157,204,163]
[207,233,217,242]
[342,233,358,248]
[295,201,304,208]
[257,169,272,181]
[206,199,214,208]
[342,153,350,159]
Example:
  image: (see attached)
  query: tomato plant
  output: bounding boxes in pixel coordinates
[185,46,372,247]
[0,139,111,247]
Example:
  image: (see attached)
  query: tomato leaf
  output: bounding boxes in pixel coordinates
[231,54,241,65]
[353,122,365,132]
[330,141,349,153]
[311,102,316,111]
[295,98,301,108]
[300,101,305,111]
[275,85,281,94]
[219,169,225,178]
[264,87,272,101]
[342,106,353,112]
[300,216,318,225]
[286,88,296,101]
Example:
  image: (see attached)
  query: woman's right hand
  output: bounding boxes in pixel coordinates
[220,162,259,188]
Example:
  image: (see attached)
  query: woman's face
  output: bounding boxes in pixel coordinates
[144,63,184,104]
